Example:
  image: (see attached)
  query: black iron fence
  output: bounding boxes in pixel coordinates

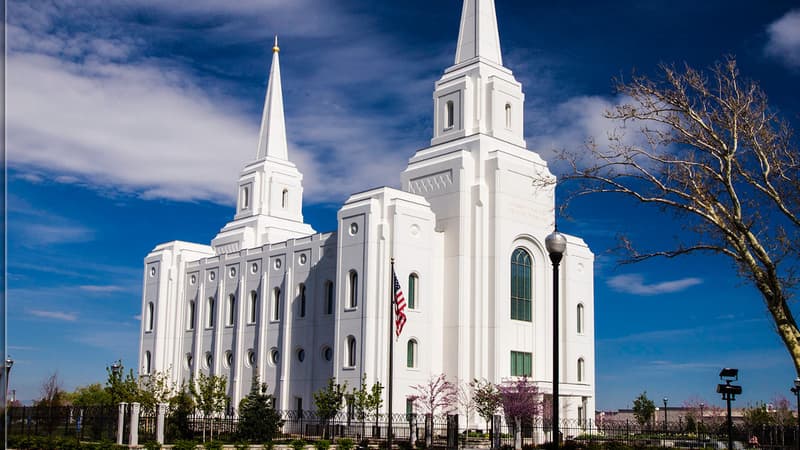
[6,405,800,450]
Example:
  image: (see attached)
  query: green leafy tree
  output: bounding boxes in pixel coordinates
[365,379,384,427]
[68,383,112,407]
[632,392,656,428]
[167,384,196,441]
[190,373,229,442]
[742,403,771,431]
[106,360,140,405]
[237,378,284,443]
[314,378,347,438]
[471,379,502,430]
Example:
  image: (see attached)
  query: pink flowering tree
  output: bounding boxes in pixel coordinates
[499,377,541,449]
[409,374,458,416]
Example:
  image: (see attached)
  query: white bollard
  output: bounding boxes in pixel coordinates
[129,402,140,447]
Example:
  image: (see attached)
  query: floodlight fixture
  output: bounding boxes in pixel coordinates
[719,368,738,381]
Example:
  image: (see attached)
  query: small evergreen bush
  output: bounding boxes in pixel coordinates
[337,437,354,450]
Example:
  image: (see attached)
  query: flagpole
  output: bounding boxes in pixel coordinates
[388,258,395,450]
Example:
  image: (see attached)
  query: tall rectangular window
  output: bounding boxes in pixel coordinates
[325,281,334,315]
[408,274,418,309]
[511,248,532,321]
[510,351,532,377]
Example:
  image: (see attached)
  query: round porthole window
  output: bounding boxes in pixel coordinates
[251,263,258,274]
[150,267,156,277]
[349,223,359,235]
[323,346,333,362]
[274,259,282,270]
[247,350,256,367]
[185,353,193,370]
[209,271,216,281]
[270,348,280,365]
[299,254,307,265]
[225,351,233,368]
[190,274,197,284]
[297,349,306,362]
[229,267,236,278]
[205,352,213,369]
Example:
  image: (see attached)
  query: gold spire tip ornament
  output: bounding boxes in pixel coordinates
[272,35,280,53]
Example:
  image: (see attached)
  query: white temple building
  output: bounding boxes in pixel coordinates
[139,0,596,425]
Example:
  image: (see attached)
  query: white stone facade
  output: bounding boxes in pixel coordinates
[139,0,596,425]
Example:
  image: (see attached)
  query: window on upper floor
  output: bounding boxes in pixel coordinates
[144,351,152,375]
[325,281,334,315]
[407,339,418,368]
[241,186,250,210]
[505,103,512,129]
[577,303,584,334]
[346,336,356,368]
[510,351,532,377]
[227,294,236,326]
[511,248,532,322]
[445,100,454,130]
[298,284,306,318]
[578,358,585,382]
[347,271,358,309]
[408,274,418,310]
[272,287,281,321]
[249,291,258,324]
[282,189,288,208]
[187,300,195,330]
[207,297,215,328]
[146,302,154,332]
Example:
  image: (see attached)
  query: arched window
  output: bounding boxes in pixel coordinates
[227,294,236,326]
[249,291,258,324]
[144,351,151,375]
[272,287,281,321]
[577,358,585,382]
[207,297,215,328]
[407,339,418,368]
[282,189,288,208]
[146,302,154,332]
[241,186,250,210]
[346,336,356,367]
[445,100,454,129]
[505,103,512,129]
[511,248,532,321]
[577,303,584,334]
[325,281,334,315]
[298,284,306,318]
[348,271,358,309]
[408,274,418,309]
[187,301,195,330]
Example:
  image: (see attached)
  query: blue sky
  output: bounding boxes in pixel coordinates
[6,0,800,410]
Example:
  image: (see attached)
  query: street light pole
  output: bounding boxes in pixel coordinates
[5,358,14,402]
[790,378,800,450]
[663,398,668,436]
[546,230,566,446]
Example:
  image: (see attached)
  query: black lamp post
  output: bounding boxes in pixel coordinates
[699,402,705,441]
[790,378,800,450]
[717,368,742,450]
[663,398,668,436]
[546,229,566,445]
[5,358,13,401]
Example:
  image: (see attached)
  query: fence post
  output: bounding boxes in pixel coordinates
[447,414,459,449]
[425,414,433,449]
[117,403,127,445]
[129,402,140,447]
[492,415,502,450]
[156,402,167,444]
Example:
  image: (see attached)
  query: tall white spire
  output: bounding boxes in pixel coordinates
[454,0,503,65]
[256,36,288,160]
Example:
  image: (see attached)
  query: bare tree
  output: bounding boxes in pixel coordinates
[456,379,476,430]
[409,373,458,416]
[38,372,65,408]
[558,57,800,373]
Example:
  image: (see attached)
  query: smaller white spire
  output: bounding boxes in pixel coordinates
[256,35,288,160]
[455,0,503,65]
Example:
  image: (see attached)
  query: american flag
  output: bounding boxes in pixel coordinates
[392,269,407,337]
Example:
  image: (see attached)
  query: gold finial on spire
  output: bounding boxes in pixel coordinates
[272,35,280,53]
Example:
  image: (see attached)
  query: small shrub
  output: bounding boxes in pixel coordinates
[144,440,163,450]
[291,439,307,450]
[172,439,200,450]
[204,440,224,450]
[337,438,355,450]
[315,439,332,450]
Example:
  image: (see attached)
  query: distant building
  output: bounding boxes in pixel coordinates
[139,0,595,426]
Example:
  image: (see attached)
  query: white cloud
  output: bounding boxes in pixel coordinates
[607,273,702,295]
[79,285,125,293]
[29,309,78,321]
[765,9,800,68]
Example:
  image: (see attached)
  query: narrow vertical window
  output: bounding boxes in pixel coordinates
[325,281,334,315]
[510,248,532,321]
[227,294,235,326]
[249,291,258,324]
[408,274,418,309]
[282,189,288,208]
[242,186,250,209]
[346,336,356,367]
[146,302,154,331]
[144,351,151,375]
[577,303,584,334]
[188,301,195,330]
[578,358,585,382]
[407,339,418,368]
[207,297,215,328]
[406,398,414,416]
[505,103,512,129]
[445,100,454,129]
[272,287,281,321]
[348,271,358,308]
[298,284,306,318]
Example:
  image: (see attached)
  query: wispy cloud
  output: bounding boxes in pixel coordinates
[765,9,800,68]
[29,309,78,321]
[607,273,702,295]
[79,285,125,293]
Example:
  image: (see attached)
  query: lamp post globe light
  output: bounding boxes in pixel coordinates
[790,378,800,450]
[5,357,13,400]
[545,229,566,444]
[663,398,669,439]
